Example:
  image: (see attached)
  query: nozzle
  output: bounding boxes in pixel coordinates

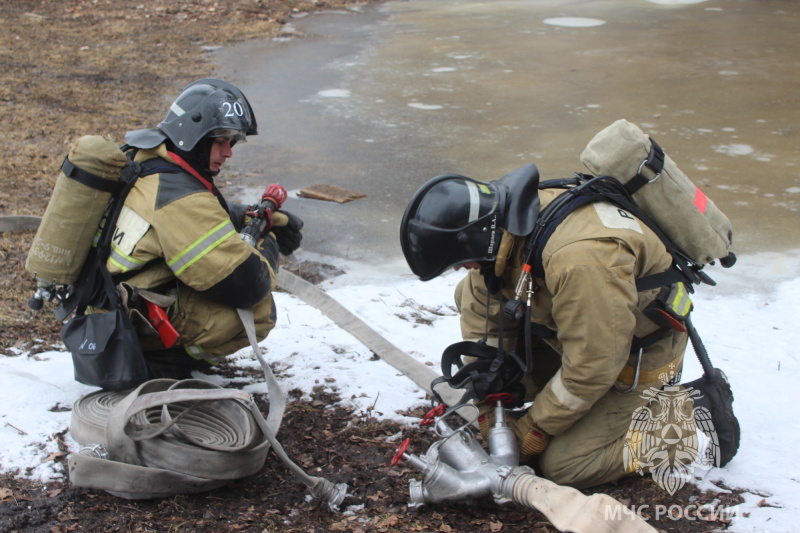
[309,477,348,512]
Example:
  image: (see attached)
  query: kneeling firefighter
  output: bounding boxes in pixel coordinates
[107,78,302,381]
[399,160,740,490]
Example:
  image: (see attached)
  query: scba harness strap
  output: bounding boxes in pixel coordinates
[528,173,712,290]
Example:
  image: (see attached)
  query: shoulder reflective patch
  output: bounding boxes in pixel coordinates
[111,206,150,255]
[593,201,643,234]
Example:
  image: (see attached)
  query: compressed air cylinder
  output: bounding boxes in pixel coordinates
[580,119,733,265]
[25,135,127,285]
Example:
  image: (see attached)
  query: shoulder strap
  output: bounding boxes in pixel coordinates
[527,175,596,279]
[61,157,123,195]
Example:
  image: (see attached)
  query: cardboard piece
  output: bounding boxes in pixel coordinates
[298,184,366,204]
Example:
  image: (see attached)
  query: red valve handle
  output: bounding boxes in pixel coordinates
[391,438,411,466]
[420,404,447,426]
[483,392,516,406]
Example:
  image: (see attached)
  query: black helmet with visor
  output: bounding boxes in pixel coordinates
[157,78,257,151]
[400,163,541,281]
[400,175,505,281]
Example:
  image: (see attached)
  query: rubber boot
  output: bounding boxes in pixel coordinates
[682,368,741,467]
[143,347,211,380]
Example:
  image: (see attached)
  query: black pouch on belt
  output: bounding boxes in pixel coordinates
[61,254,148,391]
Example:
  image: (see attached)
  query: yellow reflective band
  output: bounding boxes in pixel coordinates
[185,345,206,358]
[186,344,225,365]
[168,220,236,276]
[669,282,692,317]
[108,243,146,272]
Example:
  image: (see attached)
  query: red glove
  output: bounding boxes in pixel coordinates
[261,184,287,211]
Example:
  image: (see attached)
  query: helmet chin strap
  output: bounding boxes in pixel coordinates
[481,263,503,295]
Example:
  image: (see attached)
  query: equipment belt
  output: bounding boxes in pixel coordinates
[616,353,683,390]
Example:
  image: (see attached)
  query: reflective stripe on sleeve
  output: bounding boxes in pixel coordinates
[550,368,593,412]
[167,220,237,277]
[108,243,147,272]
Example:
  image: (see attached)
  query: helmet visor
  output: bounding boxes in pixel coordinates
[209,128,248,144]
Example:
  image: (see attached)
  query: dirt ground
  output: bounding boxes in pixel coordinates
[0,1,744,532]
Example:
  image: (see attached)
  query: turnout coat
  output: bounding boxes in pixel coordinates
[456,188,688,438]
[105,144,276,363]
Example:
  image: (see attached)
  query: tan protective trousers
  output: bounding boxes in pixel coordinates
[531,335,689,489]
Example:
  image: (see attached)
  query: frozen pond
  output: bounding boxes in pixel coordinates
[217,0,800,272]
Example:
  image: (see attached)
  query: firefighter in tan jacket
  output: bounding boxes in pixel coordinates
[108,79,303,380]
[400,163,739,489]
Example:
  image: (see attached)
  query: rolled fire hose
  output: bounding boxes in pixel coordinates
[69,379,271,499]
[68,308,346,511]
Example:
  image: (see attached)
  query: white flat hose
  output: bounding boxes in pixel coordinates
[237,307,347,511]
[509,472,656,533]
[276,270,468,414]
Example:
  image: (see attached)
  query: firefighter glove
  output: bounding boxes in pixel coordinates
[258,233,280,272]
[271,210,304,256]
[512,412,551,459]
